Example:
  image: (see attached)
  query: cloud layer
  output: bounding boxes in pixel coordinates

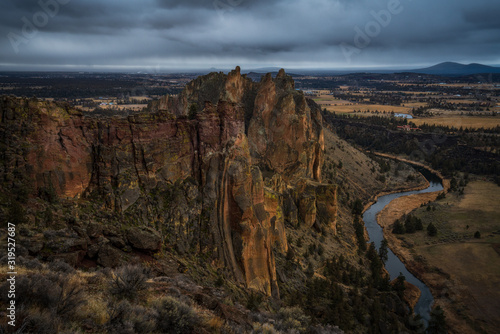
[1,0,499,70]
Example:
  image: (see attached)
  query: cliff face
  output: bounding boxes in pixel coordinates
[0,68,335,296]
[248,69,324,182]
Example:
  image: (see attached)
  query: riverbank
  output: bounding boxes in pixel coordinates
[374,159,500,334]
[370,152,451,192]
[361,151,451,213]
[377,180,500,334]
[373,175,455,330]
[358,153,449,324]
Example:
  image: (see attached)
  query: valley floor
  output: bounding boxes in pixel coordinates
[378,179,500,333]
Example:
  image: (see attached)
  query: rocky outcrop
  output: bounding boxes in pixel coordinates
[294,179,338,232]
[248,69,324,182]
[126,227,162,252]
[0,68,335,296]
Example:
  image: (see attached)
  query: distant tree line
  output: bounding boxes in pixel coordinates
[322,111,500,177]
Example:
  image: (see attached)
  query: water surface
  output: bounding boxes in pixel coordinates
[362,167,443,323]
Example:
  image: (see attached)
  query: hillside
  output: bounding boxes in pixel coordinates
[0,69,428,333]
[411,62,500,76]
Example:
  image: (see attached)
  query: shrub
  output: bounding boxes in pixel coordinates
[317,244,324,256]
[15,309,60,334]
[296,237,303,248]
[253,322,279,334]
[107,300,133,333]
[276,306,311,333]
[474,231,481,239]
[0,272,86,320]
[305,262,315,279]
[38,185,58,203]
[18,256,43,270]
[427,222,438,237]
[48,259,76,274]
[188,103,198,119]
[106,300,157,334]
[154,296,200,334]
[205,315,232,334]
[215,274,225,287]
[246,291,263,311]
[52,275,87,318]
[108,264,149,300]
[7,200,27,225]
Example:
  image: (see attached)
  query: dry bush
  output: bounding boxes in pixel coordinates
[106,300,157,334]
[13,308,61,334]
[0,272,86,319]
[78,293,109,327]
[204,314,233,334]
[108,264,149,300]
[48,259,76,274]
[18,256,44,270]
[0,271,87,333]
[153,296,200,334]
[252,322,280,334]
[275,306,311,333]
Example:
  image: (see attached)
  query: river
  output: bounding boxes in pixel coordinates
[362,167,443,324]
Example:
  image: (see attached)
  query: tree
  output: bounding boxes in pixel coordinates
[393,272,406,299]
[188,103,198,119]
[367,243,384,287]
[474,231,481,239]
[379,238,389,265]
[427,222,438,237]
[427,305,446,333]
[408,314,426,333]
[286,247,295,262]
[7,200,27,225]
[392,219,405,234]
[305,262,315,278]
[405,217,416,233]
[437,192,446,200]
[354,217,367,252]
[352,198,364,215]
[415,217,424,231]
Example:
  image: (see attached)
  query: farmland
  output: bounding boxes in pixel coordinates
[411,116,500,129]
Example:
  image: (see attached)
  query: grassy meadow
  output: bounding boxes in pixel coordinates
[399,180,500,333]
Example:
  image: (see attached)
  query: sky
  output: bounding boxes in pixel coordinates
[0,0,499,72]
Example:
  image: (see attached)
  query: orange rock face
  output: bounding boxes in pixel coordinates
[248,70,324,182]
[0,68,334,296]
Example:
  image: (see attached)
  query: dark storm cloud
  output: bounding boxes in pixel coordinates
[0,0,499,70]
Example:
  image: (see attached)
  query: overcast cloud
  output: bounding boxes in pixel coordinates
[1,0,499,71]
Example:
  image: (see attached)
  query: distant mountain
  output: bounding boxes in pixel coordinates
[410,62,500,76]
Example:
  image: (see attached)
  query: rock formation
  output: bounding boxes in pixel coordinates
[0,67,336,296]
